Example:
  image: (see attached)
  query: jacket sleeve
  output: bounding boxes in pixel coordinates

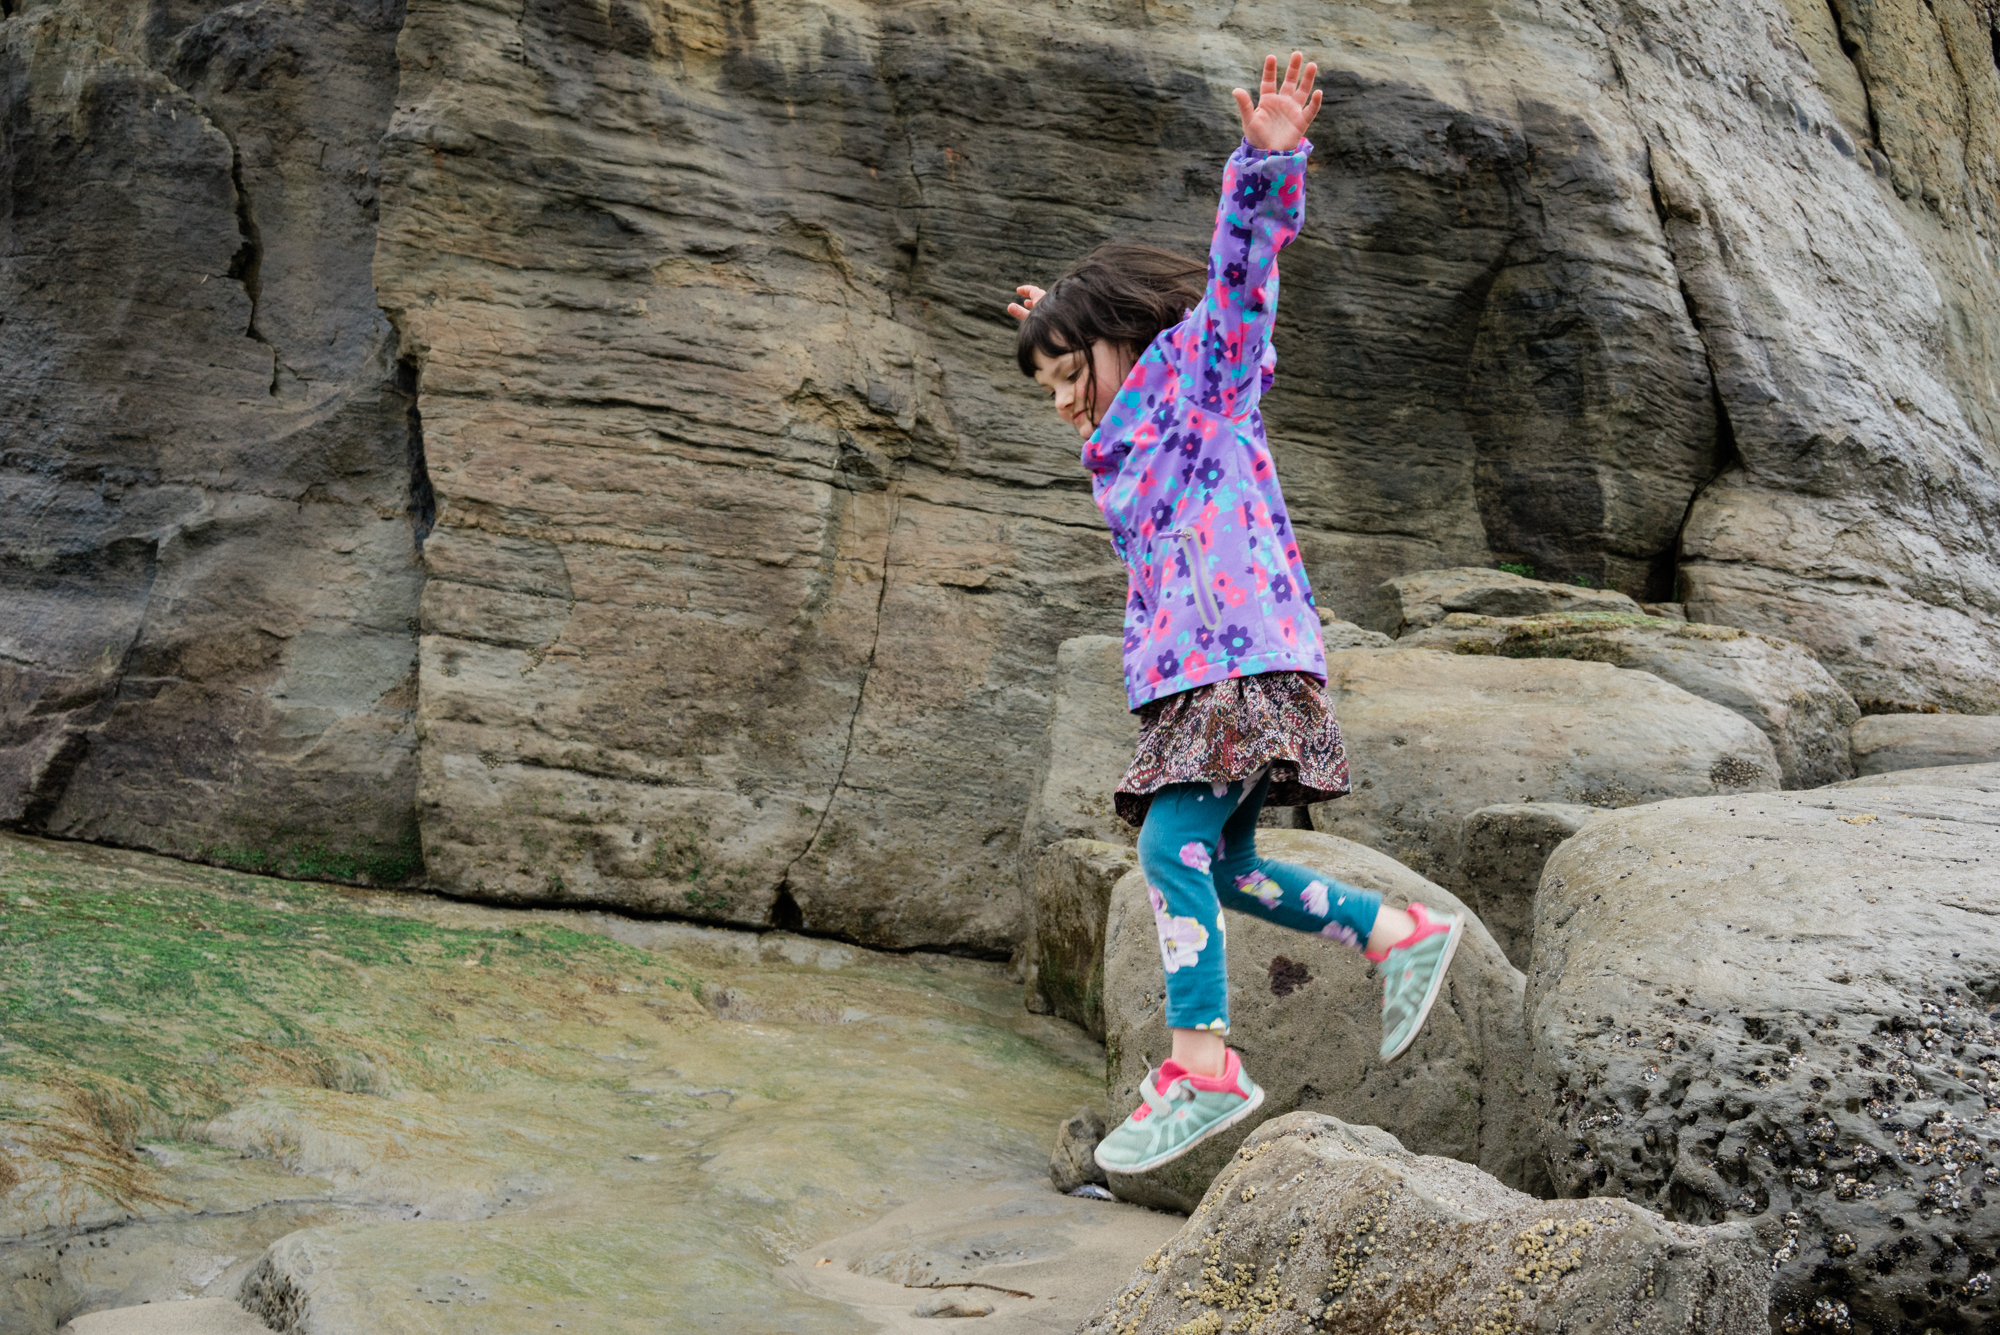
[1174,138,1310,419]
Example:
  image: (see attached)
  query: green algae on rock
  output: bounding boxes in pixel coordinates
[0,832,1110,1334]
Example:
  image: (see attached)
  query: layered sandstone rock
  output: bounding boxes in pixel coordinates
[1649,0,2000,715]
[1362,567,1642,637]
[368,0,1839,946]
[1527,785,2000,1334]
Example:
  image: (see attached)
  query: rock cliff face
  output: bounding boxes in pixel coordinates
[0,1,423,881]
[4,0,1997,946]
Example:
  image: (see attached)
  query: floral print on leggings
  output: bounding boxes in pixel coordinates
[1136,770,1381,1033]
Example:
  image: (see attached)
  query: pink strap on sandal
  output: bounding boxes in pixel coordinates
[1363,902,1454,963]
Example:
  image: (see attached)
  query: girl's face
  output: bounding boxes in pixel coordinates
[1032,340,1136,441]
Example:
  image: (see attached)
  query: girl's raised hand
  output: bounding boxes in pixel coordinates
[1233,52,1321,153]
[1006,284,1046,322]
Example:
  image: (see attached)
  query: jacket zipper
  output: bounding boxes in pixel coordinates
[1173,529,1224,627]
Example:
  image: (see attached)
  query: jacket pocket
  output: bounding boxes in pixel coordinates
[1172,529,1224,628]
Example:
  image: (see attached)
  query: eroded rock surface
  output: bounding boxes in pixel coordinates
[1851,712,2000,777]
[373,0,1998,945]
[1527,786,2000,1334]
[1081,1112,1770,1335]
[1307,649,1780,881]
[1362,567,1642,638]
[1661,0,2000,716]
[1455,801,1601,968]
[1399,610,1861,789]
[1100,830,1538,1211]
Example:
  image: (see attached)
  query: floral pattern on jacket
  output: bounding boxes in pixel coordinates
[1083,139,1327,711]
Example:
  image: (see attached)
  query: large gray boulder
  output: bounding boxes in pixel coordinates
[1362,567,1642,638]
[1307,649,1781,882]
[1101,829,1539,1211]
[1455,801,1602,968]
[1850,713,2000,777]
[1527,785,2000,1335]
[1401,612,1860,789]
[1316,612,1394,650]
[1080,1112,1771,1335]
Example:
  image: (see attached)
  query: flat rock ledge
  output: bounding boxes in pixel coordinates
[1081,1112,1770,1335]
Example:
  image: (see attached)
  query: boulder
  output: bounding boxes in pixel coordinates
[1306,649,1781,882]
[1361,568,1643,638]
[1399,611,1861,790]
[1080,1112,1771,1335]
[1315,612,1394,651]
[1050,1108,1109,1194]
[1835,761,2000,794]
[1526,785,2000,1335]
[1100,829,1539,1212]
[1850,713,2000,777]
[1455,802,1602,968]
[1023,838,1135,1038]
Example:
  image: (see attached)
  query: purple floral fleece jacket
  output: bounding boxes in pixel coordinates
[1083,139,1326,711]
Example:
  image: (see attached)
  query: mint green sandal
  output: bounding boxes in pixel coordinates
[1371,903,1463,1062]
[1093,1049,1265,1175]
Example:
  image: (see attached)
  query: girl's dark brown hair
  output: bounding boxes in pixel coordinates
[1016,240,1205,420]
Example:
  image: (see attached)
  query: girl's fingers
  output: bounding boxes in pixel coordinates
[1299,61,1318,100]
[1283,51,1303,94]
[1260,54,1278,96]
[1300,87,1323,130]
[1006,302,1031,321]
[1233,85,1256,130]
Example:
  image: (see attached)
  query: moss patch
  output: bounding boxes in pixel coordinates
[0,833,1103,1332]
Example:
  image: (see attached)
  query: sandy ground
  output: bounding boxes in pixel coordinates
[786,1181,1180,1333]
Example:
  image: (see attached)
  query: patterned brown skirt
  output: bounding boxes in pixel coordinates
[1114,670,1351,826]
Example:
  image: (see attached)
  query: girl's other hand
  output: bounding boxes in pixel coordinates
[1006,284,1046,322]
[1233,52,1322,152]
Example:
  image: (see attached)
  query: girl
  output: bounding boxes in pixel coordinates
[1009,53,1463,1175]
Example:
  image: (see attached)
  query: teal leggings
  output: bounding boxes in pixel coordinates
[1136,771,1381,1033]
